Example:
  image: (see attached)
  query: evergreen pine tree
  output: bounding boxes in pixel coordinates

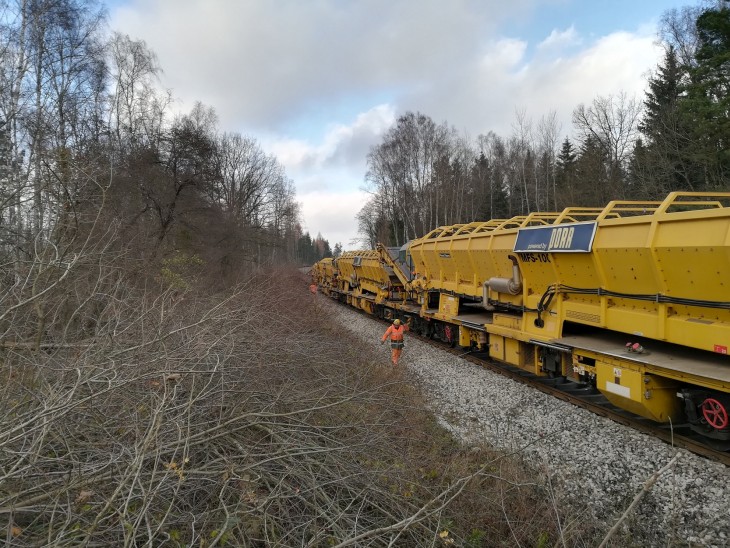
[575,136,610,206]
[637,45,693,195]
[681,4,730,187]
[640,46,684,144]
[555,137,578,208]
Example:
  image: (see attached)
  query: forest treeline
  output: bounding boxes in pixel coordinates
[0,0,331,280]
[359,1,730,247]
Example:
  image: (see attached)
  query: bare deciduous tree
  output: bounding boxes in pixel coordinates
[572,92,642,200]
[108,32,161,149]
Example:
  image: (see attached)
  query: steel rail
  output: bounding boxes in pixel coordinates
[431,340,730,466]
[320,288,730,466]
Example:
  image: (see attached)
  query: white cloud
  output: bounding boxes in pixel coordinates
[260,105,394,245]
[299,190,371,250]
[322,105,396,163]
[110,0,668,245]
[479,38,529,72]
[408,27,661,140]
[537,26,581,51]
[110,1,664,144]
[110,0,535,130]
[525,30,661,125]
[264,104,395,192]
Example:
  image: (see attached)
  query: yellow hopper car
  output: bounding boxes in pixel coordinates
[314,193,730,443]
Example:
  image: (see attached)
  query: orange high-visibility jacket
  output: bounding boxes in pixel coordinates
[382,323,408,342]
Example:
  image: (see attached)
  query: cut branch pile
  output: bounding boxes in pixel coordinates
[1,264,573,546]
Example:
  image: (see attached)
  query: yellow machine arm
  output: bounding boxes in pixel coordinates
[375,243,426,293]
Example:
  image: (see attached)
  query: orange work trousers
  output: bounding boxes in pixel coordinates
[389,340,404,365]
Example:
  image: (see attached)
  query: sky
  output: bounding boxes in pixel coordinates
[108,0,695,250]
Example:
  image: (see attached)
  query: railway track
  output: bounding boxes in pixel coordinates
[327,295,730,544]
[422,338,730,466]
[320,286,730,466]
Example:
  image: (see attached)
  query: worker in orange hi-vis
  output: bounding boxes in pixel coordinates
[308,282,319,310]
[381,318,410,366]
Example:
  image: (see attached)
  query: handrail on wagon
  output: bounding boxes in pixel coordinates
[555,208,616,223]
[595,202,663,221]
[594,193,730,220]
[413,193,730,245]
[656,191,730,214]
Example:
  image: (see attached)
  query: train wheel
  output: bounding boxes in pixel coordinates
[701,398,729,430]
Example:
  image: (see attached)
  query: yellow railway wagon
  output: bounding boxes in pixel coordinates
[314,192,730,443]
[336,250,403,312]
[520,193,730,353]
[408,213,587,311]
[312,257,337,295]
[516,193,730,433]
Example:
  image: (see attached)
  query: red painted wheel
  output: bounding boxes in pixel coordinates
[701,398,729,430]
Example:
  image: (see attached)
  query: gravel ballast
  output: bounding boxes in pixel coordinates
[324,298,730,547]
